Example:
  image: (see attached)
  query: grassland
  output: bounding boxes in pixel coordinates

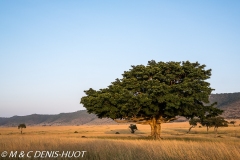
[0,121,240,160]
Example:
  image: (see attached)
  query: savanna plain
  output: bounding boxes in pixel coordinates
[0,120,240,160]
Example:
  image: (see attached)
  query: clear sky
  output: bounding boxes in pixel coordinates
[0,1,239,117]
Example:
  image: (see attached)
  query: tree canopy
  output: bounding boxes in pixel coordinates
[80,60,223,139]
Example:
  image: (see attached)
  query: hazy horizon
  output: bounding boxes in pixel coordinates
[1,92,239,118]
[1,1,240,117]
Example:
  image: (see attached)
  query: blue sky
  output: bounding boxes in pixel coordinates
[0,1,239,117]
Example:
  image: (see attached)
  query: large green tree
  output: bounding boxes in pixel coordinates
[80,60,223,139]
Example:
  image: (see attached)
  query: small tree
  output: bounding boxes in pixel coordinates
[18,124,26,134]
[211,117,228,135]
[187,118,200,133]
[201,118,213,133]
[129,124,138,133]
[229,121,236,127]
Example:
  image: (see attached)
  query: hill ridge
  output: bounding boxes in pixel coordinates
[0,110,117,126]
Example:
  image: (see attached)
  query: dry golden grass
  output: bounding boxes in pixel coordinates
[0,121,240,160]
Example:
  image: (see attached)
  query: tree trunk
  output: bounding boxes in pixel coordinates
[215,127,218,137]
[21,128,22,134]
[207,126,209,133]
[149,117,162,140]
[187,126,194,134]
[149,122,154,137]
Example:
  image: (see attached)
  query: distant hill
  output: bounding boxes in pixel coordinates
[210,92,240,118]
[0,93,239,126]
[0,110,117,127]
